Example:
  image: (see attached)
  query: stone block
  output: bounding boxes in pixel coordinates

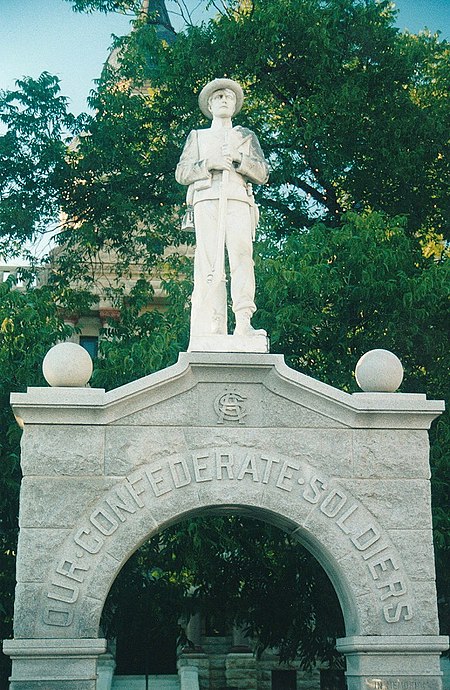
[4,638,105,690]
[32,595,105,640]
[83,553,121,602]
[270,428,353,475]
[183,428,353,477]
[114,386,200,426]
[338,479,433,530]
[10,682,97,690]
[70,596,105,640]
[178,655,209,690]
[183,426,262,451]
[259,390,345,428]
[226,653,257,690]
[188,333,269,353]
[102,507,159,564]
[334,552,440,636]
[346,681,442,690]
[352,430,430,479]
[387,529,436,581]
[9,655,96,681]
[13,583,45,638]
[336,635,449,683]
[301,504,355,564]
[19,477,117,529]
[104,426,187,475]
[195,382,345,428]
[21,426,105,476]
[13,580,104,640]
[97,653,115,690]
[16,528,71,583]
[404,580,440,635]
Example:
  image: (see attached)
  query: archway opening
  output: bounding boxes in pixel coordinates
[100,509,346,689]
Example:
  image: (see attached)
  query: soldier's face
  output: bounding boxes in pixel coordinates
[208,89,236,118]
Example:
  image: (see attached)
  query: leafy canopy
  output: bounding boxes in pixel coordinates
[0,73,80,261]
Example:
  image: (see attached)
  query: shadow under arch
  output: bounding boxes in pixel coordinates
[102,504,346,674]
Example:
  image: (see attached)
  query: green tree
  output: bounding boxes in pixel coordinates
[102,515,345,671]
[62,0,450,247]
[0,73,80,261]
[256,211,448,391]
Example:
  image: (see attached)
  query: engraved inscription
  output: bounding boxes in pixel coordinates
[304,479,413,625]
[214,391,247,424]
[43,448,413,628]
[43,605,74,627]
[369,680,433,690]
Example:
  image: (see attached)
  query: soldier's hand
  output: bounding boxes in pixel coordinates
[222,143,241,165]
[206,154,232,172]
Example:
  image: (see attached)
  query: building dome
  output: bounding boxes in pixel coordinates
[106,0,176,72]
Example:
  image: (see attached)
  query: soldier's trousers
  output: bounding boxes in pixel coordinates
[190,198,256,337]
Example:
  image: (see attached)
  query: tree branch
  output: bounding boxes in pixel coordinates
[259,197,314,229]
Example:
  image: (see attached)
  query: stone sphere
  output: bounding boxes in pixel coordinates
[355,349,404,393]
[43,342,93,387]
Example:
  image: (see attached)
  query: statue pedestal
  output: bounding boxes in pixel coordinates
[336,635,449,690]
[188,334,269,353]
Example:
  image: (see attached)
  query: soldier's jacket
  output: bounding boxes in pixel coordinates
[176,126,269,207]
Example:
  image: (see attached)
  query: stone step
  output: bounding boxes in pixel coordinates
[111,675,181,690]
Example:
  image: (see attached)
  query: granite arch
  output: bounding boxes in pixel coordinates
[35,457,417,643]
[4,352,448,689]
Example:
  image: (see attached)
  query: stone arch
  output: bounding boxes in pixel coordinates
[36,455,414,642]
[4,352,448,689]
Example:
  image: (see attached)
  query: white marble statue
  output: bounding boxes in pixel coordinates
[176,78,269,346]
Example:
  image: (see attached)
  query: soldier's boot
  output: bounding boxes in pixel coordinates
[233,308,267,337]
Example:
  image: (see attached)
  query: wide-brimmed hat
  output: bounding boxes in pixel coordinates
[198,78,244,119]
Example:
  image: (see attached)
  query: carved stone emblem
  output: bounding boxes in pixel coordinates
[214,390,247,425]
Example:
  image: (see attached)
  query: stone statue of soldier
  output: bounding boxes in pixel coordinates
[176,78,269,346]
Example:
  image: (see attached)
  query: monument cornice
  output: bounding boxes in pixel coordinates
[336,634,450,654]
[10,352,444,429]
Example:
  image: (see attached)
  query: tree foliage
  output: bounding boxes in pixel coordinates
[103,516,345,670]
[90,268,192,388]
[0,73,80,260]
[61,0,450,251]
[0,0,449,678]
[256,211,448,391]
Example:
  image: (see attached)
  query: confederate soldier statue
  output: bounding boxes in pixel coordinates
[176,78,269,345]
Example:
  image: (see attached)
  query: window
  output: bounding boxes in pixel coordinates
[320,669,346,690]
[79,335,98,359]
[272,670,296,690]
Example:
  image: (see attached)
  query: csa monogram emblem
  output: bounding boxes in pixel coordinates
[214,390,247,425]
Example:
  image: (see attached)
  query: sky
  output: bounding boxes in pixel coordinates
[0,0,448,262]
[1,0,449,119]
[0,0,213,117]
[0,0,450,114]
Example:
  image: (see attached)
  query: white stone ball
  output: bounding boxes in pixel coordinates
[355,349,404,393]
[43,342,93,387]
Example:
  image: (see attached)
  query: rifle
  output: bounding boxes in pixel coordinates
[207,129,229,288]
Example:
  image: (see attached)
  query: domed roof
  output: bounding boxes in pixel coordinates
[105,0,176,72]
[141,0,176,45]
